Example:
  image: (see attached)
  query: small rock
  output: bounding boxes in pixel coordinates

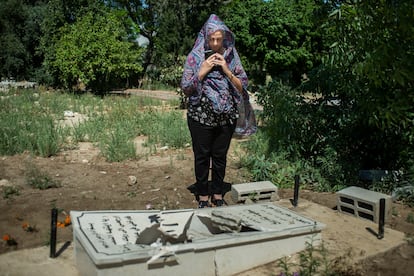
[64,110,75,117]
[0,179,12,187]
[128,175,137,185]
[244,198,255,204]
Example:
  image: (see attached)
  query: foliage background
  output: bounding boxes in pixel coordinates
[0,0,413,197]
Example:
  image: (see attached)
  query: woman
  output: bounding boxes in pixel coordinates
[181,14,254,208]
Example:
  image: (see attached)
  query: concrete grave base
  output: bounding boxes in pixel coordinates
[336,186,393,223]
[71,203,325,276]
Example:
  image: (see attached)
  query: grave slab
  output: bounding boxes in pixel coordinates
[71,203,325,276]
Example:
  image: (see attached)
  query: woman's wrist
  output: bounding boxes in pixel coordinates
[198,68,207,81]
[227,69,234,81]
[227,70,242,93]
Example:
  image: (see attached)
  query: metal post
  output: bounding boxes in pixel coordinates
[378,198,385,239]
[50,208,58,258]
[293,175,300,207]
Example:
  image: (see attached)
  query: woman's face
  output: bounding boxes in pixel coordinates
[208,31,224,53]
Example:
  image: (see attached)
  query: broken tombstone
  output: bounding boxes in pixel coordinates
[70,203,325,276]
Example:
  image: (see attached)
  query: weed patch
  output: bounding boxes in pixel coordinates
[24,160,61,190]
[2,186,20,199]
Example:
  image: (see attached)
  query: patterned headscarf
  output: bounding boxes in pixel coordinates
[181,14,248,114]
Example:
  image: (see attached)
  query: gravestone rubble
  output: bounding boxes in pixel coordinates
[71,203,325,276]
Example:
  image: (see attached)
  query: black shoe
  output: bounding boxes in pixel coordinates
[198,200,210,208]
[212,199,225,207]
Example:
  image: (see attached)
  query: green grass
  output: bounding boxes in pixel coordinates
[0,88,190,162]
[0,89,65,157]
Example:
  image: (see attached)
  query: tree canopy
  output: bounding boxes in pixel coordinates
[52,8,143,92]
[222,0,325,85]
[257,0,414,186]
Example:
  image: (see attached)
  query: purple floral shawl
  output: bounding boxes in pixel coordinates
[181,14,248,114]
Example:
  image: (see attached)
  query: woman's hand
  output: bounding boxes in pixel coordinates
[198,53,243,93]
[198,55,217,80]
[210,53,228,71]
[212,53,243,93]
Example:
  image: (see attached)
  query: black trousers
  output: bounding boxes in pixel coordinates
[188,117,236,196]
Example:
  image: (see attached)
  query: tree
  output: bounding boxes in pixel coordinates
[257,0,414,188]
[221,0,326,86]
[0,0,47,80]
[109,0,231,86]
[39,0,108,85]
[312,0,414,169]
[52,9,144,93]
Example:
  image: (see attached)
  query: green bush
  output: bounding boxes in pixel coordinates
[278,235,363,276]
[51,9,144,93]
[2,186,20,199]
[255,78,413,191]
[238,130,338,191]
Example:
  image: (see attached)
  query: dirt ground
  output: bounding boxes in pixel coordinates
[0,90,413,275]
